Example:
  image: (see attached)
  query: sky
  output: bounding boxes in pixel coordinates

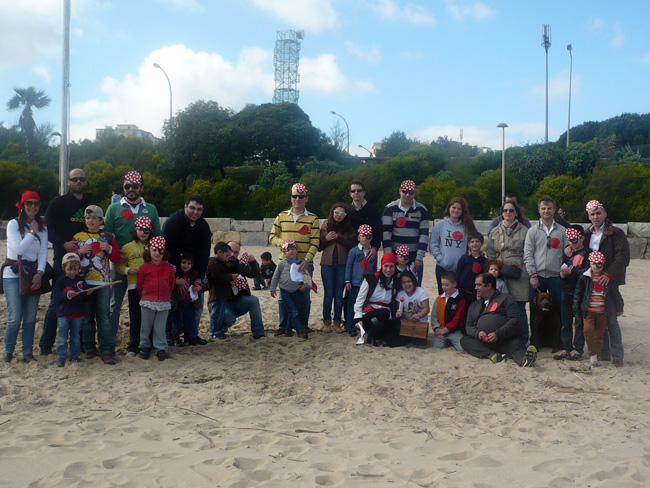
[2,0,650,155]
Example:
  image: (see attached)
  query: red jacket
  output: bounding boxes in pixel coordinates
[137,261,175,302]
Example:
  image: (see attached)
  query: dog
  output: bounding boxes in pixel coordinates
[531,293,562,352]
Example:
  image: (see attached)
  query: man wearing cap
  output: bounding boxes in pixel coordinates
[382,180,429,285]
[346,180,382,263]
[582,200,630,367]
[104,171,162,342]
[39,168,95,356]
[269,183,320,330]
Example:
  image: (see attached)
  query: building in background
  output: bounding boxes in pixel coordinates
[96,124,159,144]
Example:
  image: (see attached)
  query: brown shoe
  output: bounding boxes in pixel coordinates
[322,320,332,333]
[298,330,309,340]
[332,321,345,334]
[613,359,624,368]
[274,328,286,337]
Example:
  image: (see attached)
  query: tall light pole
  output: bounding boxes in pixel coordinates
[153,63,173,137]
[60,0,71,196]
[541,24,551,144]
[358,144,372,156]
[567,44,573,148]
[330,110,349,154]
[497,123,508,203]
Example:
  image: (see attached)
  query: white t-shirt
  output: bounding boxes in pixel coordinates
[396,287,429,322]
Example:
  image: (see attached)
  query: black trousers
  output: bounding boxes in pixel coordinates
[460,335,527,365]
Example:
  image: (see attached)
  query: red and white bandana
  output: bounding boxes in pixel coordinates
[565,228,581,240]
[233,276,249,291]
[395,245,410,258]
[281,239,297,252]
[239,252,251,264]
[400,180,416,191]
[358,224,373,237]
[291,183,307,195]
[150,236,166,250]
[585,200,603,212]
[135,216,152,229]
[588,251,605,264]
[124,171,143,184]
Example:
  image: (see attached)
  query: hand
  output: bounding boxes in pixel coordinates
[298,284,308,293]
[29,220,39,233]
[598,274,611,286]
[99,241,110,252]
[413,259,423,274]
[247,254,256,262]
[434,328,446,338]
[559,268,570,279]
[367,247,377,262]
[530,276,539,289]
[486,332,498,343]
[68,290,80,298]
[411,313,420,321]
[31,273,42,291]
[345,283,352,291]
[79,243,92,254]
[86,288,94,295]
[298,259,309,273]
[119,250,128,264]
[176,278,189,292]
[128,268,138,275]
[564,246,573,257]
[63,241,77,252]
[326,231,338,241]
[192,284,202,293]
[270,290,277,298]
[264,279,270,287]
[478,331,488,342]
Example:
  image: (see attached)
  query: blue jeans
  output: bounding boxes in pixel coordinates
[601,285,624,361]
[321,264,346,322]
[280,289,307,333]
[56,316,83,360]
[3,278,40,355]
[83,286,112,354]
[278,264,313,331]
[529,275,563,338]
[345,285,361,333]
[560,290,584,354]
[209,299,226,335]
[171,300,195,336]
[224,295,265,337]
[193,292,204,337]
[433,330,464,351]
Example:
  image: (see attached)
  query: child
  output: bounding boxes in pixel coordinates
[74,205,121,365]
[137,236,175,361]
[344,224,377,336]
[484,259,509,295]
[270,240,310,339]
[116,216,152,357]
[396,270,430,346]
[170,252,204,346]
[52,253,93,367]
[255,251,276,290]
[395,245,418,283]
[456,231,486,303]
[573,251,624,366]
[431,271,467,351]
[205,241,233,340]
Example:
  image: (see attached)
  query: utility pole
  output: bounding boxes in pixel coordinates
[541,24,551,144]
[60,0,71,195]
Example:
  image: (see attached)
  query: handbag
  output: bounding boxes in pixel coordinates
[17,256,54,296]
[399,320,429,340]
[500,263,522,279]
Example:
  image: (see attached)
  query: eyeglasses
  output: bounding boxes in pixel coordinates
[333,210,346,217]
[187,205,203,212]
[291,194,307,199]
[401,190,415,195]
[24,200,41,207]
[124,184,141,190]
[137,228,151,234]
[68,177,87,183]
[350,189,364,193]
[503,208,516,213]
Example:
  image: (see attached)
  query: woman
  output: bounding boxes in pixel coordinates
[319,203,357,333]
[2,191,49,363]
[486,200,531,339]
[353,253,400,346]
[429,197,476,295]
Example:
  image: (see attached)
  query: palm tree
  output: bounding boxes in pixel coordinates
[7,87,52,164]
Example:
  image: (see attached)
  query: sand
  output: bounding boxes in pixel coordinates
[1,244,649,487]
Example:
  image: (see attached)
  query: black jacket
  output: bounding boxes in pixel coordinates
[162,209,212,279]
[465,290,521,340]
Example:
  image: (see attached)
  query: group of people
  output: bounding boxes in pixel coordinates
[2,171,630,369]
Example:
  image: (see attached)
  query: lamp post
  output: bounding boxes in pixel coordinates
[330,110,349,154]
[541,25,551,144]
[497,123,508,203]
[567,44,573,148]
[358,144,372,156]
[153,63,173,137]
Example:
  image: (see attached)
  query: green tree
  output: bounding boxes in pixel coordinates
[376,130,419,157]
[6,87,52,165]
[531,174,586,222]
[565,142,598,177]
[257,162,293,189]
[0,160,58,219]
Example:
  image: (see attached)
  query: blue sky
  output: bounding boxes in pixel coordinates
[2,0,649,155]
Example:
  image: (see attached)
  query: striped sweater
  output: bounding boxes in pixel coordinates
[382,199,430,262]
[269,210,320,261]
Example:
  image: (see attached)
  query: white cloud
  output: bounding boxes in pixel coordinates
[251,0,340,33]
[366,0,436,25]
[642,53,650,65]
[300,54,376,97]
[590,17,624,48]
[445,0,494,21]
[153,0,203,11]
[529,70,582,104]
[612,22,624,48]
[345,41,382,65]
[33,65,51,82]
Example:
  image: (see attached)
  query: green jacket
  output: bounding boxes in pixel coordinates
[104,198,161,248]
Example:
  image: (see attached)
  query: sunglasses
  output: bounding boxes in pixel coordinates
[568,238,579,243]
[68,177,87,183]
[359,234,372,239]
[151,248,165,253]
[291,194,307,199]
[350,189,364,193]
[124,184,141,190]
[137,228,151,233]
[333,210,346,217]
[592,262,603,267]
[503,208,516,213]
[401,190,415,195]
[24,200,41,207]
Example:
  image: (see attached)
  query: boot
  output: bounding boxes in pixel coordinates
[332,320,345,334]
[323,320,332,333]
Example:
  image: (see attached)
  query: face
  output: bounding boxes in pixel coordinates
[449,202,463,220]
[291,192,308,212]
[67,169,88,194]
[588,208,607,228]
[397,255,409,266]
[285,246,298,260]
[22,199,41,220]
[216,249,233,262]
[401,276,415,294]
[502,203,517,222]
[400,187,415,207]
[123,181,142,202]
[350,184,365,203]
[227,242,240,262]
[332,207,346,223]
[261,258,271,266]
[590,261,604,273]
[538,201,555,220]
[475,276,492,299]
[64,262,80,278]
[441,278,456,295]
[136,227,151,243]
[180,259,193,273]
[568,234,584,251]
[85,215,102,232]
[382,262,395,278]
[487,265,500,278]
[150,247,164,261]
[184,200,204,223]
[468,238,482,252]
[505,196,517,204]
[358,234,371,246]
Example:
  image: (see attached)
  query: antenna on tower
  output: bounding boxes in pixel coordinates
[459,128,463,144]
[273,30,304,104]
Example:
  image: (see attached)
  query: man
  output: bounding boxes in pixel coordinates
[104,171,162,345]
[269,183,319,330]
[460,273,537,367]
[163,194,212,344]
[382,180,429,284]
[39,168,95,355]
[583,200,630,367]
[487,193,531,234]
[346,180,382,263]
[220,241,265,338]
[523,195,568,339]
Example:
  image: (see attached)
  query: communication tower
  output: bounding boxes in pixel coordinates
[273,30,304,104]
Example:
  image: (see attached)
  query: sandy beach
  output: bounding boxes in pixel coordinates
[1,244,649,487]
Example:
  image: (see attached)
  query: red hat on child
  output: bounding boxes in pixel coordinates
[588,251,605,264]
[565,228,581,240]
[150,236,166,250]
[357,224,373,237]
[134,216,152,229]
[281,239,297,251]
[395,245,410,258]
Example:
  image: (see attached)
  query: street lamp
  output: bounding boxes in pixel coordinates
[330,110,349,154]
[358,144,372,156]
[567,44,573,148]
[153,63,173,137]
[541,25,551,144]
[497,123,508,203]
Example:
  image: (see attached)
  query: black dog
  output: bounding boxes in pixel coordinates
[532,293,562,352]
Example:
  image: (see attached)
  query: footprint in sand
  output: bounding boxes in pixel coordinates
[532,458,569,474]
[313,462,340,472]
[464,455,503,468]
[437,450,473,461]
[315,473,344,486]
[63,461,95,479]
[102,454,150,470]
[233,457,266,470]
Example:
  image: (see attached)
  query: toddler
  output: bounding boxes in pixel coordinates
[484,259,508,295]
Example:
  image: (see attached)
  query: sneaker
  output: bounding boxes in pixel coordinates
[348,330,359,338]
[553,350,569,360]
[613,359,624,368]
[139,349,150,360]
[274,329,286,337]
[186,336,207,346]
[590,355,599,366]
[323,320,332,333]
[522,345,538,367]
[209,333,220,340]
[71,357,83,363]
[85,351,97,359]
[101,353,116,365]
[174,339,185,347]
[125,351,137,358]
[57,358,66,367]
[253,335,265,340]
[39,346,52,356]
[22,354,37,363]
[297,330,309,340]
[156,350,170,361]
[253,286,262,291]
[490,353,508,364]
[166,338,174,347]
[569,350,583,361]
[213,333,227,340]
[2,353,12,363]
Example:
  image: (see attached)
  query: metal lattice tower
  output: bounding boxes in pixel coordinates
[273,30,304,104]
